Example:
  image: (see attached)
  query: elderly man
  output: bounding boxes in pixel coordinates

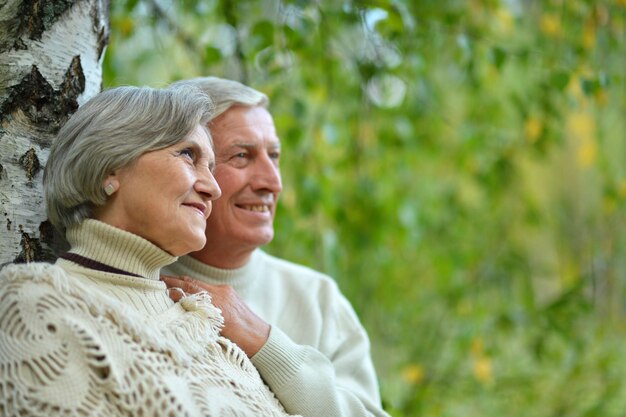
[163,77,389,417]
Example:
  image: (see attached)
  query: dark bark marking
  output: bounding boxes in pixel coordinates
[38,220,54,246]
[18,0,76,42]
[18,148,41,182]
[96,26,109,60]
[92,0,110,60]
[61,55,86,100]
[14,224,44,263]
[0,58,85,141]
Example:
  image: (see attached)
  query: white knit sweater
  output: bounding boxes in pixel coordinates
[0,220,297,417]
[165,250,389,417]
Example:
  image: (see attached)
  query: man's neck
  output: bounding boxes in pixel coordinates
[189,246,254,269]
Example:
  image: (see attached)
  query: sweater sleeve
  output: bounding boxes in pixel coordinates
[250,300,390,417]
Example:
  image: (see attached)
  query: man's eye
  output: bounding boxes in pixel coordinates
[234,152,247,158]
[270,151,280,160]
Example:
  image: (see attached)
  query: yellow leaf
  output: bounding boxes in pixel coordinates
[117,17,135,37]
[473,357,493,384]
[567,77,586,102]
[540,14,562,37]
[567,111,597,168]
[401,364,425,385]
[470,337,484,357]
[495,8,514,34]
[567,111,595,142]
[524,117,543,143]
[582,25,596,49]
[618,180,626,199]
[595,89,608,106]
[603,197,616,214]
[561,260,580,286]
[577,140,597,168]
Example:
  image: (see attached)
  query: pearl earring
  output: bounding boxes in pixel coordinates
[104,183,115,196]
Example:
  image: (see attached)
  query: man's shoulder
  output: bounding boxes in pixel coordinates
[260,250,333,280]
[258,250,342,293]
[258,251,366,331]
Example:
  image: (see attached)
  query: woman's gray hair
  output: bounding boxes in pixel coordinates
[44,85,214,230]
[168,76,269,120]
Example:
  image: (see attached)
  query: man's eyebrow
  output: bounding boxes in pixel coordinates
[226,142,255,149]
[224,141,281,151]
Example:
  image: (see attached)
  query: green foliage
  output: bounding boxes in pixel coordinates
[105,0,626,415]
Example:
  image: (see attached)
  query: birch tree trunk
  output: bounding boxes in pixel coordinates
[0,0,109,266]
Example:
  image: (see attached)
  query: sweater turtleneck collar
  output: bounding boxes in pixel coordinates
[172,249,263,294]
[64,219,177,281]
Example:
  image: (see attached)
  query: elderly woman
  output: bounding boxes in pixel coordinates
[0,86,297,417]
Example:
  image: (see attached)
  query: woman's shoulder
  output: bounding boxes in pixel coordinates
[0,262,76,308]
[0,261,149,348]
[0,261,69,285]
[0,262,96,335]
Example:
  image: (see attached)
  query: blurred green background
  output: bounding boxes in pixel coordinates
[104,1,626,415]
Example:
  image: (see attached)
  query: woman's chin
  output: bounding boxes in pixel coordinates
[176,237,206,257]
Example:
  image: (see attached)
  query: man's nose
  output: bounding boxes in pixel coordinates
[251,154,282,194]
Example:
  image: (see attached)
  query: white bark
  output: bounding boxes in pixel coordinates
[0,0,109,265]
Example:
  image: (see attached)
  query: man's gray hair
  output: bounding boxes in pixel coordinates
[169,76,269,120]
[44,85,214,230]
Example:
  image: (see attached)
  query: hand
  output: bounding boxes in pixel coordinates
[161,275,270,358]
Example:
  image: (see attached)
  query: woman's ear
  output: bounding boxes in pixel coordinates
[102,173,120,196]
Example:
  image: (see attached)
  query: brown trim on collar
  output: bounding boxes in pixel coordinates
[59,252,142,278]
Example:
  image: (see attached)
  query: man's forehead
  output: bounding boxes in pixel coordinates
[216,138,280,150]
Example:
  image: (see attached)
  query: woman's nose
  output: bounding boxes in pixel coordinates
[196,170,221,201]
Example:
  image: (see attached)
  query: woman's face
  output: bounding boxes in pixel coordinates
[95,125,221,256]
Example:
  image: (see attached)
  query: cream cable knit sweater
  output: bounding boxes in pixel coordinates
[0,220,297,417]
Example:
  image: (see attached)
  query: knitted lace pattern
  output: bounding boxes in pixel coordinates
[0,262,298,417]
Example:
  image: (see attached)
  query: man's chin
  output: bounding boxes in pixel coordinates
[243,228,275,248]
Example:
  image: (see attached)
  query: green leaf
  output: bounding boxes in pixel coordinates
[490,46,507,69]
[251,20,275,51]
[550,71,570,91]
[203,46,222,66]
[580,77,599,95]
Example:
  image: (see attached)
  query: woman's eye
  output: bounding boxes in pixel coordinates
[180,148,195,159]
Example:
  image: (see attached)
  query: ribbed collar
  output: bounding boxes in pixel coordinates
[65,219,177,281]
[173,249,264,294]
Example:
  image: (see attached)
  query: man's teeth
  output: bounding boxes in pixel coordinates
[244,205,269,212]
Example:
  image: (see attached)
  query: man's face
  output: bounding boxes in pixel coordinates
[202,105,282,258]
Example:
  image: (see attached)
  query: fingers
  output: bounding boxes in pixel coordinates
[167,286,186,302]
[160,276,270,356]
[161,275,207,301]
[161,274,195,286]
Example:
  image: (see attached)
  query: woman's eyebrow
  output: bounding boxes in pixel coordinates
[181,139,207,154]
